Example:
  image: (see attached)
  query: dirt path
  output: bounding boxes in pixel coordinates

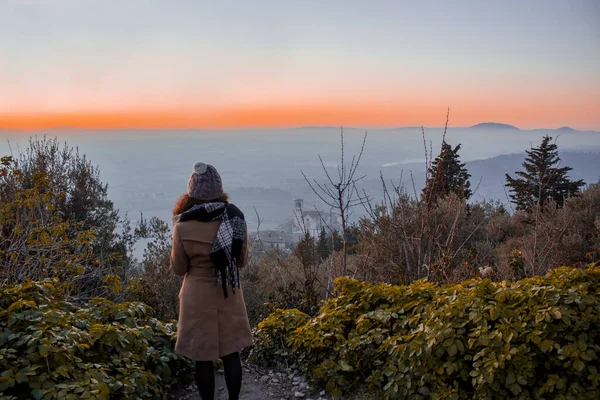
[171,363,328,400]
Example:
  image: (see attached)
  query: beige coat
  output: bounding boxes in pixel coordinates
[170,219,253,361]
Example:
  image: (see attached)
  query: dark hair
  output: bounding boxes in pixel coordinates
[173,193,229,216]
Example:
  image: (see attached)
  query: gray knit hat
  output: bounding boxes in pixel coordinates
[187,162,224,201]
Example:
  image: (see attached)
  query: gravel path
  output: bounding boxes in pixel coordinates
[171,363,329,400]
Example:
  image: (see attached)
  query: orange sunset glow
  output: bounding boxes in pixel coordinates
[2,98,599,131]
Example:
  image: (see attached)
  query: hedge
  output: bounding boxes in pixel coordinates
[0,279,193,399]
[250,266,600,399]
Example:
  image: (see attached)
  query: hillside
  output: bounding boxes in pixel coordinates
[470,122,521,130]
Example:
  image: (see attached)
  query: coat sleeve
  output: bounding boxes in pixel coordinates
[238,228,250,268]
[170,224,189,276]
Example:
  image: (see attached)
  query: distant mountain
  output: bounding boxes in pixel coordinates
[555,126,578,132]
[470,122,521,130]
[297,126,338,130]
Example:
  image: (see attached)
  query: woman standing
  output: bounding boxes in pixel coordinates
[170,162,253,400]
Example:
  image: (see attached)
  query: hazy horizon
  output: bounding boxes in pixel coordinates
[2,126,599,236]
[2,120,600,133]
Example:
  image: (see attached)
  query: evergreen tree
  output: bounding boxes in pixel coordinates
[294,232,318,268]
[345,224,360,253]
[422,141,472,204]
[316,227,330,260]
[505,135,585,210]
[330,230,344,252]
[15,137,128,264]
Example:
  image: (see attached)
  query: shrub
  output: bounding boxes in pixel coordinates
[12,136,127,265]
[0,156,103,297]
[241,249,324,326]
[248,308,309,367]
[0,279,193,399]
[125,215,182,322]
[358,192,509,285]
[252,266,600,399]
[497,184,600,277]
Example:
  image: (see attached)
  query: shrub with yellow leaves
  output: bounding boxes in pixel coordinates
[252,266,600,399]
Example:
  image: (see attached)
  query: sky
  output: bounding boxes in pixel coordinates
[0,0,599,130]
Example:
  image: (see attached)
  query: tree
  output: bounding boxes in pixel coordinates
[422,141,472,205]
[127,214,183,321]
[294,232,319,270]
[330,230,344,252]
[0,156,102,296]
[13,137,131,268]
[301,129,368,275]
[505,135,585,210]
[316,227,330,261]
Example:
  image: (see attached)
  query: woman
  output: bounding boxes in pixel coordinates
[170,162,253,400]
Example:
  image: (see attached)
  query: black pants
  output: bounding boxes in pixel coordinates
[195,352,242,400]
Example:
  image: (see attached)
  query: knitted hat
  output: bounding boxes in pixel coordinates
[187,162,224,201]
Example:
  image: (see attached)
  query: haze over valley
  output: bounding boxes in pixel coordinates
[2,124,598,233]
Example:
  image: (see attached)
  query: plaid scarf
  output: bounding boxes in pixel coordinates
[177,202,246,298]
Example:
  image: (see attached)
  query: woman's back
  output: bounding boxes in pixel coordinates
[172,219,220,278]
[170,162,252,400]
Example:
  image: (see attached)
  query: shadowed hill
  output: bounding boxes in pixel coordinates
[470,122,521,130]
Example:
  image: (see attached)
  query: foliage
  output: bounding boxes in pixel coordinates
[316,228,331,261]
[313,227,355,261]
[359,177,600,286]
[359,191,507,284]
[0,279,193,399]
[505,135,585,210]
[248,308,309,367]
[295,233,319,274]
[495,183,600,277]
[241,251,325,326]
[507,249,526,280]
[126,215,183,322]
[251,266,600,399]
[0,156,108,297]
[11,136,130,265]
[2,145,182,314]
[422,141,472,205]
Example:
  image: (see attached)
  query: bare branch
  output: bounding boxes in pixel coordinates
[318,154,337,188]
[471,176,484,198]
[302,129,368,275]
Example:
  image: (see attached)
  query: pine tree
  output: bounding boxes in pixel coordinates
[505,135,585,210]
[316,227,330,260]
[422,141,472,205]
[330,230,344,252]
[294,232,318,268]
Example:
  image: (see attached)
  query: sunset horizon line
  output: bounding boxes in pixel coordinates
[1,121,598,132]
[1,110,598,132]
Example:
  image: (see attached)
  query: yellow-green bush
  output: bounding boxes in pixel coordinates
[251,266,600,399]
[0,279,193,399]
[249,308,309,366]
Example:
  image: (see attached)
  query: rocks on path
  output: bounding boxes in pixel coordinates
[170,363,329,400]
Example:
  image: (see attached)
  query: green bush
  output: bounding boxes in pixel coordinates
[248,307,309,367]
[0,279,193,399]
[251,266,600,399]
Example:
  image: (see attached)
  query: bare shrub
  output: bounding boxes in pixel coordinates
[496,184,600,277]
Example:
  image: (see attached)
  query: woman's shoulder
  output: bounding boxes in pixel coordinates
[226,202,245,219]
[174,218,220,239]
